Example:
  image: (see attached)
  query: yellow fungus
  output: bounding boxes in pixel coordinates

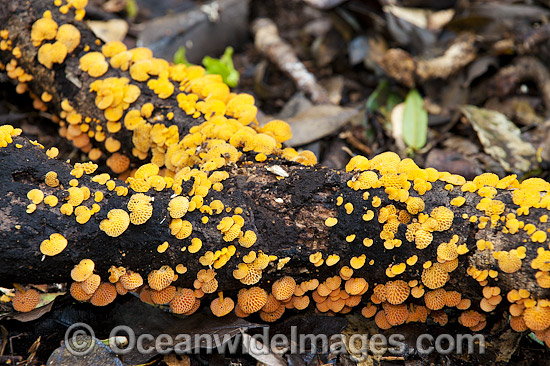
[325,217,337,227]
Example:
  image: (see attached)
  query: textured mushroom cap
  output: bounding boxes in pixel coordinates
[374,310,392,330]
[71,259,95,282]
[260,305,285,322]
[151,286,176,305]
[182,299,202,316]
[458,310,484,328]
[139,286,154,305]
[238,287,268,314]
[120,270,145,291]
[443,291,462,307]
[439,258,458,273]
[293,295,310,310]
[238,230,257,248]
[108,266,126,283]
[262,294,281,313]
[12,289,40,312]
[406,197,425,215]
[510,316,528,332]
[430,206,454,231]
[90,283,117,306]
[431,310,448,326]
[325,276,341,291]
[210,296,235,317]
[128,193,154,225]
[385,280,410,305]
[407,304,428,323]
[70,282,93,301]
[168,196,190,218]
[40,233,68,256]
[382,303,408,326]
[523,304,550,331]
[81,274,101,294]
[170,288,196,314]
[115,282,128,295]
[45,171,60,187]
[100,209,130,237]
[437,242,458,261]
[272,276,296,301]
[424,289,446,310]
[201,278,219,294]
[496,252,522,273]
[421,263,449,289]
[372,284,387,303]
[197,268,216,283]
[456,298,471,310]
[148,266,174,291]
[414,229,433,249]
[234,303,249,318]
[345,278,368,295]
[361,304,377,318]
[106,153,130,174]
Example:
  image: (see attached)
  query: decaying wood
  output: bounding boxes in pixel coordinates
[0,133,548,304]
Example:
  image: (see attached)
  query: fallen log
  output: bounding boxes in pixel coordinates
[0,0,549,346]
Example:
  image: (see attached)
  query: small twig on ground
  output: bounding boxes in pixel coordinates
[252,17,330,104]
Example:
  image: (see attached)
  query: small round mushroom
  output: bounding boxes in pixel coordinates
[210,292,235,317]
[90,283,117,306]
[12,288,40,312]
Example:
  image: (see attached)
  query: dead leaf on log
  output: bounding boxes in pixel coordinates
[461,105,537,173]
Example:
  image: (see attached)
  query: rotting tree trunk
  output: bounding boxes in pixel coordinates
[0,0,549,339]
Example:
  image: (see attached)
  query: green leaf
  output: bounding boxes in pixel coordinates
[126,0,138,19]
[173,47,192,67]
[402,89,427,149]
[366,80,389,112]
[202,46,239,87]
[386,92,403,112]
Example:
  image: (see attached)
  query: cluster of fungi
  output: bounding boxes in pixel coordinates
[1,0,550,350]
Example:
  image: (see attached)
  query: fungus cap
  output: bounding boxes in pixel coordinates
[238,287,268,314]
[81,274,101,295]
[170,288,196,314]
[71,259,95,282]
[151,286,177,305]
[148,266,175,291]
[385,280,410,305]
[272,276,296,301]
[523,304,550,331]
[120,271,144,290]
[40,233,68,256]
[70,282,93,301]
[210,294,235,317]
[12,289,40,312]
[90,283,117,306]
